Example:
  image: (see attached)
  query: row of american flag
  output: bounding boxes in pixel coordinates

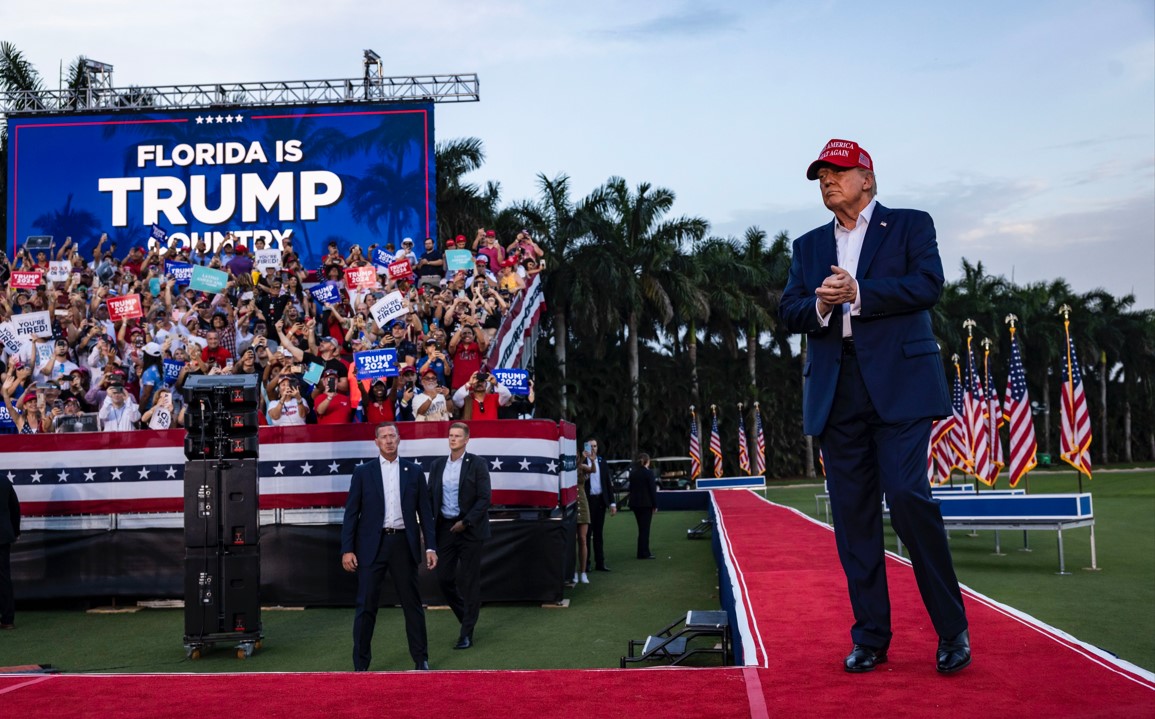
[686,314,1095,488]
[930,314,1091,487]
[687,403,767,480]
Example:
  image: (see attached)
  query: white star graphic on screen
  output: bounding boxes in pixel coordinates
[328,462,341,474]
[57,470,69,482]
[519,458,531,471]
[300,462,313,475]
[83,470,96,482]
[234,114,243,123]
[490,458,503,471]
[546,461,558,473]
[195,116,204,124]
[224,115,234,123]
[110,468,122,480]
[165,466,178,479]
[273,463,285,475]
[215,115,225,124]
[138,467,150,480]
[30,471,42,483]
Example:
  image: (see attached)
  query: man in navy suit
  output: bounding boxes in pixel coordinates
[341,422,438,671]
[779,139,970,675]
[579,439,616,572]
[427,421,491,650]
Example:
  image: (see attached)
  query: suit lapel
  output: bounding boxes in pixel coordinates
[818,220,838,275]
[855,202,892,278]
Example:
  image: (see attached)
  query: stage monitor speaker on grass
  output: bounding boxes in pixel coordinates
[184,459,260,548]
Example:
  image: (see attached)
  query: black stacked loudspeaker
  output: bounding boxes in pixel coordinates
[182,375,263,656]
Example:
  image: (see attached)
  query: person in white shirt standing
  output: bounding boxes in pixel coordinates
[426,422,491,650]
[98,383,140,431]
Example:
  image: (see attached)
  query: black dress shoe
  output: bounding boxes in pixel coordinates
[844,644,888,673]
[936,629,971,674]
[595,565,611,572]
[638,554,656,560]
[453,636,472,650]
[414,660,430,670]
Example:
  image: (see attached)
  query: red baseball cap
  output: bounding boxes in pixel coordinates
[806,138,873,180]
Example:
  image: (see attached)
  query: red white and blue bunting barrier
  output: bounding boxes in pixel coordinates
[1,420,578,517]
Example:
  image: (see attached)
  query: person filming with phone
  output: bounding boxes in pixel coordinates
[451,370,511,421]
[313,367,352,424]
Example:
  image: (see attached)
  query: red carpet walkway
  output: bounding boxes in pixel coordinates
[0,490,1151,718]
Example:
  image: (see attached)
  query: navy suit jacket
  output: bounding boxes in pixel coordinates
[579,455,613,504]
[341,456,436,565]
[779,203,951,436]
[427,452,492,541]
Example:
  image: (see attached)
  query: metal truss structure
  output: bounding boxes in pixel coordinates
[1,51,479,116]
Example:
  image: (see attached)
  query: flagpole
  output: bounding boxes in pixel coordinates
[964,319,982,494]
[1005,313,1029,493]
[1059,304,1083,494]
[982,336,999,489]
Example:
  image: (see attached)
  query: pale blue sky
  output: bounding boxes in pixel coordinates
[4,0,1153,308]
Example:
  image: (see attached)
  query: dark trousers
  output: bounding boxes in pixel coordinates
[587,494,609,570]
[435,520,483,640]
[0,543,12,625]
[633,508,653,558]
[822,351,968,649]
[352,532,427,671]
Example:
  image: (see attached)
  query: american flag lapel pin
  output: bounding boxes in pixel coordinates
[880,221,887,227]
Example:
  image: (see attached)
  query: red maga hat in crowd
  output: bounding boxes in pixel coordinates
[806,138,873,180]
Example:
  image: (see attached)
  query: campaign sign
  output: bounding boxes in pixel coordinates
[35,340,53,371]
[189,264,229,294]
[310,283,341,306]
[13,310,52,339]
[10,271,43,289]
[107,294,144,321]
[491,368,530,396]
[163,359,185,385]
[369,291,408,330]
[386,258,413,280]
[344,265,378,290]
[372,248,395,268]
[7,102,436,272]
[303,362,324,386]
[47,261,72,283]
[445,250,474,273]
[354,348,399,379]
[0,402,11,426]
[150,224,168,242]
[0,322,24,354]
[166,260,193,285]
[254,249,282,275]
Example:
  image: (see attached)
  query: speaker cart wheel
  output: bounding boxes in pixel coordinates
[185,644,203,660]
[236,640,257,659]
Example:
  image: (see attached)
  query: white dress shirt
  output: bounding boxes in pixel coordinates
[441,454,463,518]
[818,198,876,337]
[379,455,405,530]
[589,459,603,497]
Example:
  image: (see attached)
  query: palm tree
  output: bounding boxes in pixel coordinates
[509,174,602,418]
[587,177,708,456]
[1,41,48,248]
[435,137,500,239]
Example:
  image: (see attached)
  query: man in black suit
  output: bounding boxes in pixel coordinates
[0,475,20,630]
[341,422,438,671]
[779,139,970,675]
[579,439,616,571]
[627,453,658,560]
[426,421,491,650]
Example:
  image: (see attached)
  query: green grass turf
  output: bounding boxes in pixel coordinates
[1,472,1149,673]
[758,469,1155,672]
[0,510,720,673]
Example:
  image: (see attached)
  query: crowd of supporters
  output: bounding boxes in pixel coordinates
[0,227,545,434]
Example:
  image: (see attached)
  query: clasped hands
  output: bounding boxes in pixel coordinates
[815,265,857,316]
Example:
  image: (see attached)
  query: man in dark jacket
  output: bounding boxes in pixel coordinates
[628,453,658,560]
[426,422,491,650]
[0,475,20,629]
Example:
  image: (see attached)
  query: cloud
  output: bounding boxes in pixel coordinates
[596,5,742,40]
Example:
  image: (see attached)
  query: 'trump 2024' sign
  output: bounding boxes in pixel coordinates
[7,102,436,271]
